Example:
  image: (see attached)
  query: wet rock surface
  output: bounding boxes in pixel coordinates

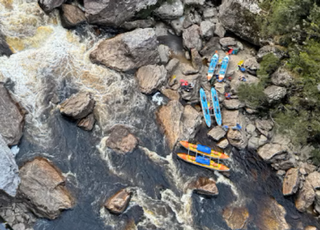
[0,83,24,146]
[189,177,218,196]
[0,134,20,197]
[136,65,167,94]
[105,188,132,215]
[105,125,138,154]
[295,180,315,212]
[90,28,160,72]
[18,158,74,219]
[38,0,64,13]
[222,206,249,230]
[77,113,95,131]
[59,92,95,120]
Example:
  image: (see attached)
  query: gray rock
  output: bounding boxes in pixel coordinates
[12,223,25,230]
[136,65,167,94]
[179,105,202,141]
[84,0,157,26]
[295,180,315,212]
[180,63,199,75]
[191,48,202,70]
[155,22,169,37]
[60,4,86,28]
[217,138,229,149]
[273,158,296,171]
[258,135,268,146]
[214,23,226,38]
[0,83,25,146]
[264,85,287,103]
[59,92,95,120]
[0,134,20,197]
[306,171,320,190]
[282,168,300,196]
[223,99,245,110]
[243,57,260,76]
[227,130,248,149]
[90,28,160,72]
[255,119,273,138]
[200,21,215,39]
[271,67,293,87]
[121,18,156,30]
[200,37,221,59]
[183,9,202,28]
[38,0,64,13]
[182,25,202,51]
[219,37,237,48]
[170,17,185,36]
[219,0,261,45]
[258,143,285,161]
[158,45,171,64]
[154,0,184,20]
[257,45,284,61]
[203,7,217,18]
[314,191,320,214]
[184,0,205,5]
[245,124,256,135]
[19,158,74,219]
[105,125,138,154]
[248,136,259,150]
[166,58,180,74]
[207,126,226,141]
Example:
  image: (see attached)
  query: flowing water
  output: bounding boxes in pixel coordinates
[0,1,319,230]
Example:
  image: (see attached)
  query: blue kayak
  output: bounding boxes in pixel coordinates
[211,87,222,126]
[218,55,229,82]
[207,52,219,81]
[200,88,211,127]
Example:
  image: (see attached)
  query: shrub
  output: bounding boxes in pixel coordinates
[237,83,268,109]
[311,149,320,166]
[257,53,281,78]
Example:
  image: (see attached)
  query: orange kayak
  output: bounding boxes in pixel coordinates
[180,141,229,159]
[177,153,230,171]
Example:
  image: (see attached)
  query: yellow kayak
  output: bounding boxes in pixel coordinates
[180,141,229,159]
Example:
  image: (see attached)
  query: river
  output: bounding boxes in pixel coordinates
[0,1,319,229]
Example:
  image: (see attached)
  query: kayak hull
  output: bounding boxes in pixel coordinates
[177,153,230,171]
[218,55,229,82]
[200,88,211,127]
[180,141,229,159]
[211,88,222,126]
[207,53,219,81]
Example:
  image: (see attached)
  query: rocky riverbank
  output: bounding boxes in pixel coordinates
[0,0,319,229]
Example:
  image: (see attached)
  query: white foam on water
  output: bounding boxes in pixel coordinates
[10,145,20,156]
[151,92,164,106]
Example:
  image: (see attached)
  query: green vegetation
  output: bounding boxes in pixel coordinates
[237,83,268,109]
[256,0,320,164]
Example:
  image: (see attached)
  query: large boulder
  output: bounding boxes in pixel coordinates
[19,158,74,219]
[0,134,20,197]
[282,168,300,196]
[179,105,202,141]
[90,28,160,72]
[136,65,167,94]
[59,92,95,120]
[156,100,184,149]
[223,99,245,110]
[255,119,273,138]
[271,68,293,87]
[0,83,24,146]
[77,113,95,131]
[182,25,202,51]
[258,143,285,161]
[200,21,215,39]
[257,45,285,61]
[227,130,248,149]
[105,188,132,215]
[105,125,138,154]
[60,4,86,28]
[38,0,64,13]
[264,85,287,103]
[154,0,184,20]
[184,0,205,5]
[222,206,250,230]
[207,126,226,141]
[84,0,157,26]
[219,0,261,45]
[306,171,320,190]
[222,109,239,128]
[243,57,260,76]
[295,181,315,212]
[189,177,218,196]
